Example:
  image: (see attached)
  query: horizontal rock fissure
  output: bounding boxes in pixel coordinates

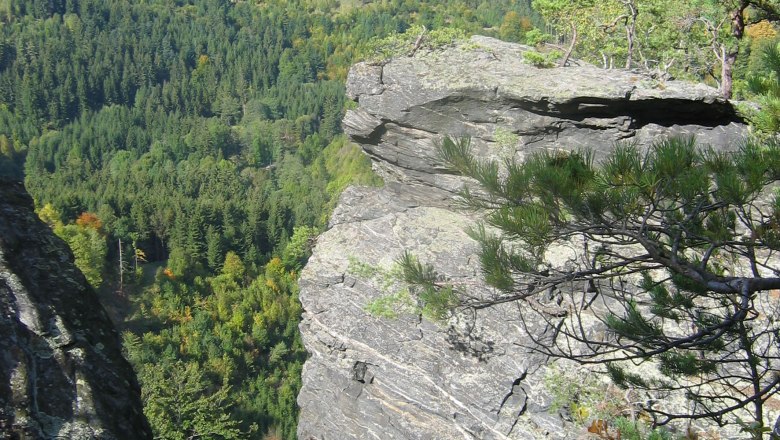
[502,97,738,128]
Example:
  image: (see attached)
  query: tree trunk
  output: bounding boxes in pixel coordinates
[118,238,123,293]
[719,1,748,99]
[560,23,577,67]
[624,0,638,69]
[721,46,736,99]
[737,319,764,427]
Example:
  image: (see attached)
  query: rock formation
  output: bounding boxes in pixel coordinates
[0,178,152,439]
[297,37,747,439]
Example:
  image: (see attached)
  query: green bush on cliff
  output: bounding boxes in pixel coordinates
[364,25,468,62]
[523,49,561,68]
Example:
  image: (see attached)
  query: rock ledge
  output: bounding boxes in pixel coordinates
[297,36,746,439]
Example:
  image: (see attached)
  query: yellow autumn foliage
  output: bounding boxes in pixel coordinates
[747,20,778,41]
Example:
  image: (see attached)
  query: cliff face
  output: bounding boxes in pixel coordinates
[0,179,152,439]
[297,37,747,439]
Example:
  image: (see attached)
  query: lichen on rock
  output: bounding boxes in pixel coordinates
[297,36,747,439]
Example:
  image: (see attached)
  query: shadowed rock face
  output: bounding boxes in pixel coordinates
[0,179,152,439]
[297,37,747,439]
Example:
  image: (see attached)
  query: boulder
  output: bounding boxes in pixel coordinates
[297,36,747,439]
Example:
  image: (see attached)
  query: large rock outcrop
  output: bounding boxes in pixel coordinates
[0,178,152,439]
[297,37,747,439]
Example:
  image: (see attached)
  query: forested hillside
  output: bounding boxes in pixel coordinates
[5,0,779,437]
[0,1,539,438]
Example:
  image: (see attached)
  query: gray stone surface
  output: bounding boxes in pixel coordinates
[298,36,748,439]
[0,179,152,439]
[343,35,745,194]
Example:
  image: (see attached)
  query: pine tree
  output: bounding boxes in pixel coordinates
[408,136,780,432]
[747,40,780,133]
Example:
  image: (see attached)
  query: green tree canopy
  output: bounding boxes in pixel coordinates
[531,0,780,97]
[140,361,245,440]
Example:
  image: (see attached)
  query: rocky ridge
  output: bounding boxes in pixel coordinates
[0,178,152,439]
[297,36,747,439]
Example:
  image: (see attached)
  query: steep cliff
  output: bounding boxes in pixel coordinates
[0,178,152,439]
[297,36,747,439]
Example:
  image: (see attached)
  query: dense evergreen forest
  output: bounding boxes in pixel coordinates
[3,0,779,437]
[0,1,541,438]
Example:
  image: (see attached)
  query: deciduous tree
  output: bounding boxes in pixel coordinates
[532,0,597,66]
